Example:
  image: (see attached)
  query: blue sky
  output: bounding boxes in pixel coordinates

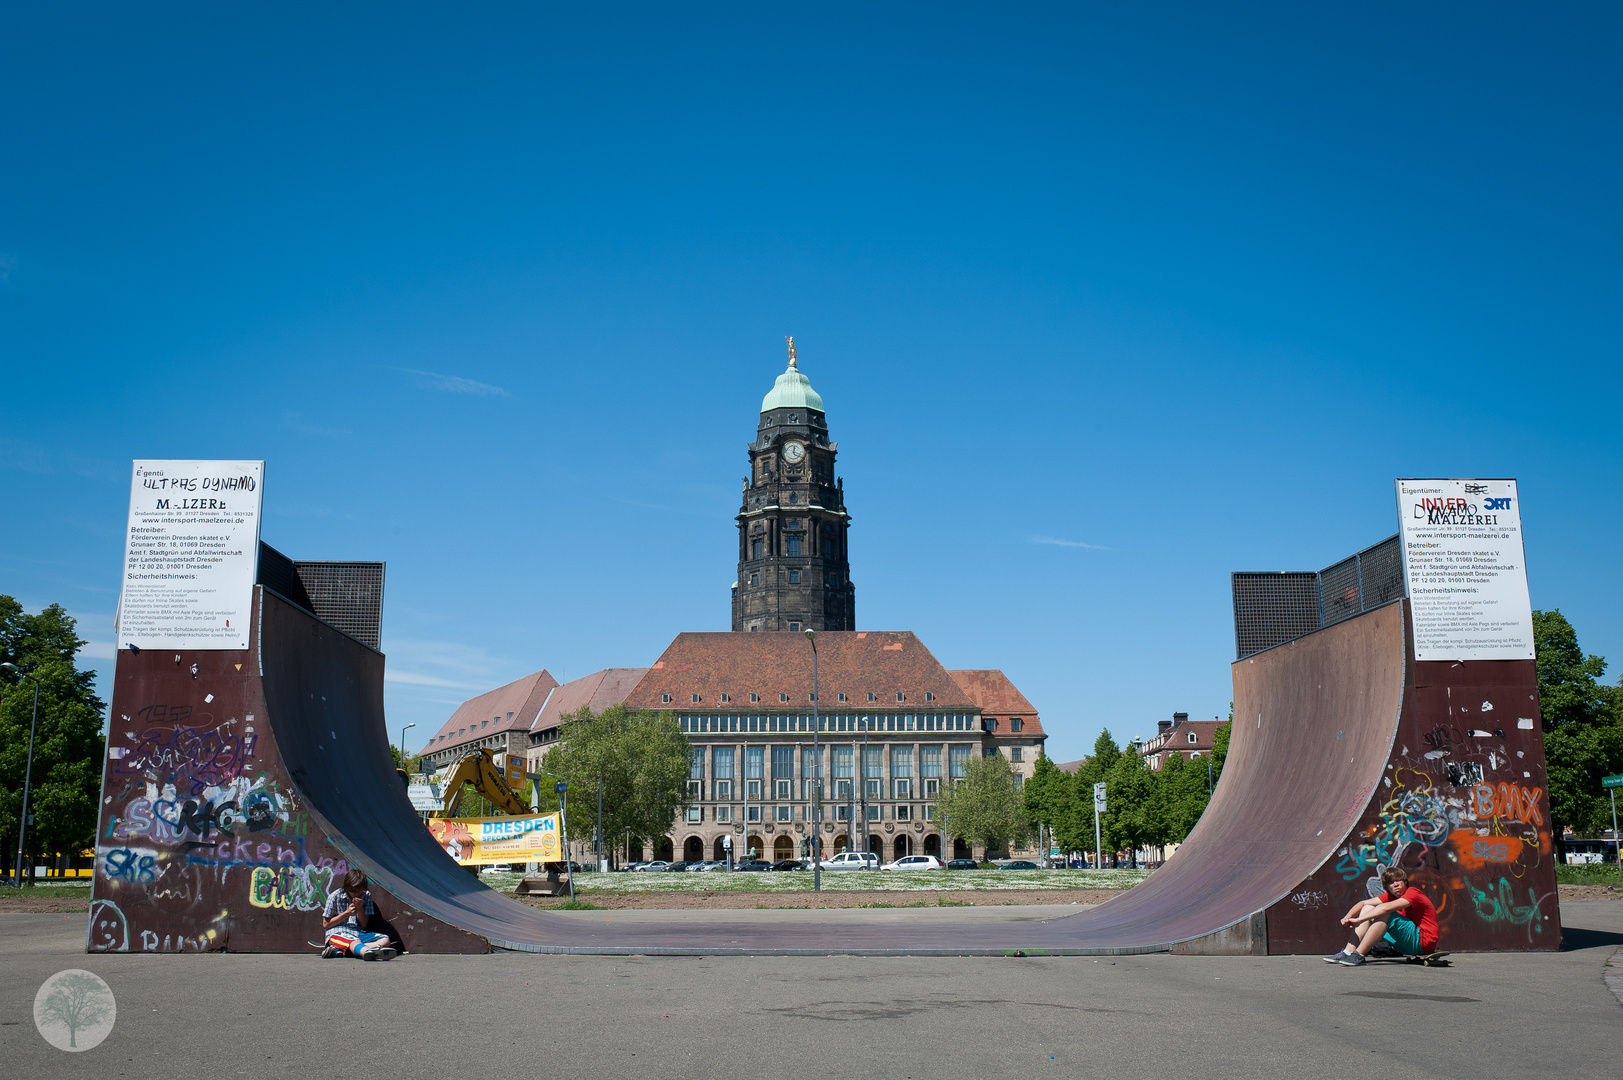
[2,4,1619,763]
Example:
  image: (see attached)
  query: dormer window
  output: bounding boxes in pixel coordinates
[837,692,848,702]
[720,693,730,703]
[780,693,789,703]
[661,694,671,703]
[925,692,935,702]
[1011,718,1023,732]
[895,692,904,702]
[749,693,759,702]
[691,694,701,703]
[1188,732,1198,744]
[866,692,876,702]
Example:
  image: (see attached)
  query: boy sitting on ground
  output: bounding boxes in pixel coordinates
[1325,867,1438,966]
[321,868,397,960]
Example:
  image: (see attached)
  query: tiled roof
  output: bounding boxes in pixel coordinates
[530,668,650,734]
[624,631,978,711]
[947,670,1045,737]
[1055,759,1086,774]
[420,669,557,753]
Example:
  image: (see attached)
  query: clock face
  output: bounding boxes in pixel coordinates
[781,442,805,464]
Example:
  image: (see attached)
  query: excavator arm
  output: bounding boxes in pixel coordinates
[430,748,532,817]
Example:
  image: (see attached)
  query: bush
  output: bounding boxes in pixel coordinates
[1555,864,1623,886]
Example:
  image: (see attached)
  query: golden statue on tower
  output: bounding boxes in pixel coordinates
[785,335,797,368]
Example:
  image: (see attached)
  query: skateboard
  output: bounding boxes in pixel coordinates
[1370,951,1450,967]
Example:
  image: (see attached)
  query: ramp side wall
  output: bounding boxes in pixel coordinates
[1266,601,1559,953]
[89,589,485,954]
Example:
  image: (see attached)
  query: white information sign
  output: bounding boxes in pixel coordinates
[117,460,265,650]
[1395,478,1534,662]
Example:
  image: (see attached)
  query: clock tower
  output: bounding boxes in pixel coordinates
[732,340,855,632]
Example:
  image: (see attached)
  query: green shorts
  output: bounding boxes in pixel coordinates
[1382,913,1422,955]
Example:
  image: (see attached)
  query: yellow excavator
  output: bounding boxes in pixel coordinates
[428,748,532,818]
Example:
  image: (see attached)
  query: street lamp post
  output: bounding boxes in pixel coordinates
[1,663,41,887]
[860,716,870,857]
[399,723,416,771]
[805,628,821,892]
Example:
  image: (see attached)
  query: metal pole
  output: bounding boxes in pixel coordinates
[742,741,749,865]
[560,785,574,901]
[1612,788,1619,866]
[1093,799,1102,871]
[6,671,40,887]
[596,775,604,872]
[807,629,821,892]
[862,719,869,856]
[399,723,416,772]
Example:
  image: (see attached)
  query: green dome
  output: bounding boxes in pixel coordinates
[761,359,824,413]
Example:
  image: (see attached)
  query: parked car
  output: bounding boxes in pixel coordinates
[734,859,772,872]
[697,860,730,872]
[821,851,881,871]
[631,860,669,873]
[945,858,979,870]
[664,860,695,872]
[769,859,808,871]
[881,855,943,871]
[1000,860,1039,870]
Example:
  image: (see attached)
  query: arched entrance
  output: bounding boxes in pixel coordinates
[628,840,644,863]
[923,834,940,858]
[655,837,674,861]
[747,834,763,860]
[834,833,850,854]
[893,835,910,860]
[715,836,736,860]
[773,835,794,861]
[953,837,971,860]
[684,836,704,861]
[867,834,882,855]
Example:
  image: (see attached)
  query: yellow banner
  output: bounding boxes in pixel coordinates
[427,813,561,865]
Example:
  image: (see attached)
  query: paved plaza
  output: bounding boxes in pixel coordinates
[3,900,1619,1080]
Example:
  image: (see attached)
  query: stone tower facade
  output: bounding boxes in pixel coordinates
[732,342,855,632]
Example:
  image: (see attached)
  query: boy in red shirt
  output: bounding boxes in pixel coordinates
[1325,867,1439,966]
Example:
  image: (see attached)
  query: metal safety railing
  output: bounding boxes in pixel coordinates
[1231,534,1404,660]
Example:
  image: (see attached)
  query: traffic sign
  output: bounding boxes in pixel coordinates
[555,781,568,794]
[1602,775,1623,789]
[1093,781,1107,813]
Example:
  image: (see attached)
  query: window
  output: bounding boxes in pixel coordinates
[1011,748,1023,763]
[746,746,763,781]
[687,807,702,822]
[715,805,732,822]
[984,748,997,758]
[837,692,847,702]
[787,536,802,556]
[751,539,763,559]
[788,570,800,583]
[1188,732,1198,744]
[866,692,876,702]
[747,779,762,799]
[720,693,731,703]
[892,747,912,778]
[750,573,759,586]
[747,806,761,822]
[893,779,912,799]
[986,718,998,733]
[863,745,883,781]
[921,746,942,779]
[775,780,793,800]
[789,622,801,632]
[924,804,936,821]
[691,693,701,703]
[949,744,972,779]
[772,745,794,780]
[925,692,935,702]
[833,746,853,779]
[924,778,940,796]
[1189,751,1202,759]
[789,493,797,504]
[779,693,789,702]
[896,692,905,702]
[481,720,488,729]
[773,805,792,821]
[1011,718,1023,732]
[749,692,759,702]
[895,805,912,821]
[865,805,881,821]
[661,694,671,703]
[836,805,851,820]
[689,749,705,780]
[714,747,735,781]
[750,625,759,632]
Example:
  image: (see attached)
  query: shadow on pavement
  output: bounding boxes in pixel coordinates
[1559,925,1623,951]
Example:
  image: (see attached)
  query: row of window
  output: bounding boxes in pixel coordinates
[686,804,935,823]
[676,712,963,731]
[689,744,976,781]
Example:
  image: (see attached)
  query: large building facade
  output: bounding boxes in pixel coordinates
[731,341,855,632]
[421,344,1051,864]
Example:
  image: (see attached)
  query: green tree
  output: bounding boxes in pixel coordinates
[0,598,106,881]
[1155,751,1211,844]
[1021,752,1066,835]
[533,704,693,855]
[937,751,1029,856]
[1103,746,1159,858]
[1534,610,1623,841]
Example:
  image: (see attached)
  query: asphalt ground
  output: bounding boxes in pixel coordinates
[3,900,1619,1080]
